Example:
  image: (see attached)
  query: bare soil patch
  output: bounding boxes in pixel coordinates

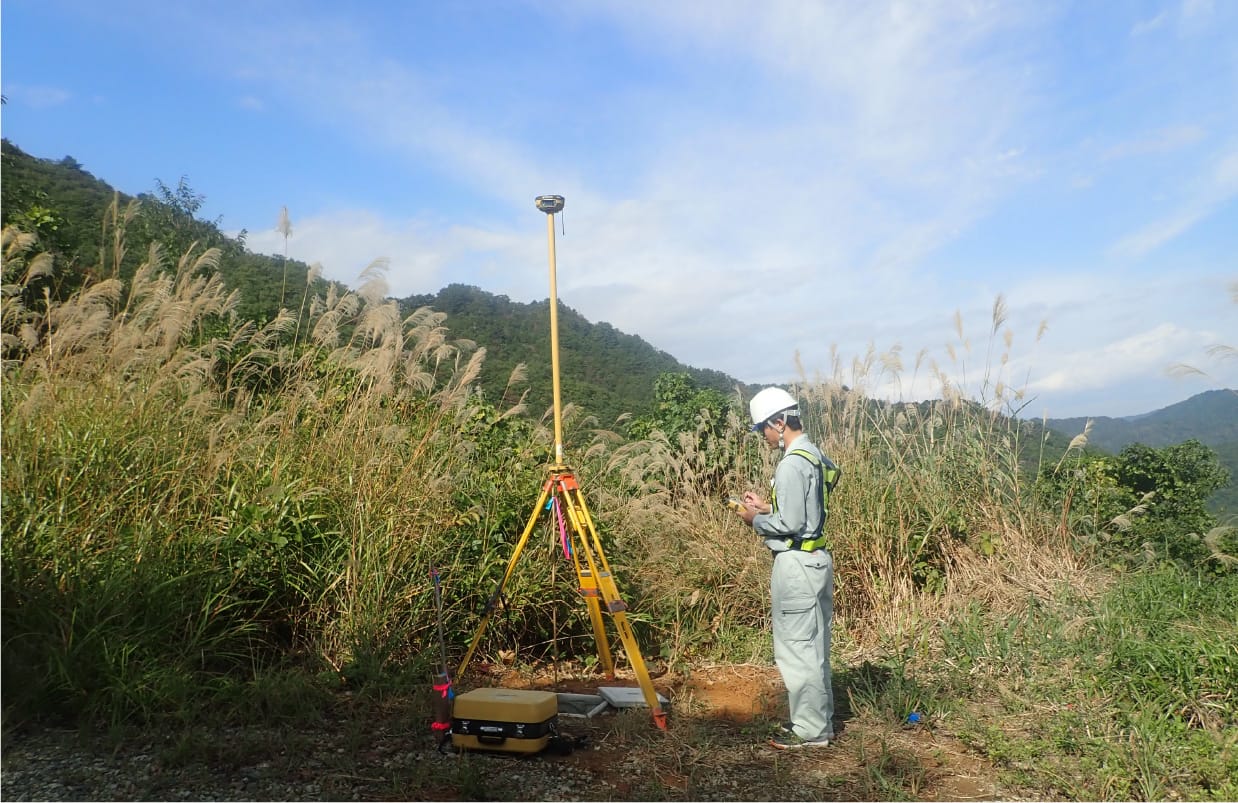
[485,661,1015,801]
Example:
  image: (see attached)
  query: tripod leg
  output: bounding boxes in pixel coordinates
[610,610,668,729]
[456,479,552,680]
[558,478,667,729]
[578,564,615,676]
[555,477,614,674]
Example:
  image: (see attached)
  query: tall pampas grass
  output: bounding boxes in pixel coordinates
[1,218,493,723]
[277,206,292,308]
[602,294,1095,667]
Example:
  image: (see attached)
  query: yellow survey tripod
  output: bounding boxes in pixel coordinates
[455,195,667,730]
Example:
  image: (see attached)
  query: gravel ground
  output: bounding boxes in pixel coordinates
[1,720,618,801]
[1,714,1011,802]
[1,666,1014,802]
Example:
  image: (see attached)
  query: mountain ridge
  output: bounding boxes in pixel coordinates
[398,283,754,425]
[1043,389,1238,452]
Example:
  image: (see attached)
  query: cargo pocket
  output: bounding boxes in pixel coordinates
[777,595,818,642]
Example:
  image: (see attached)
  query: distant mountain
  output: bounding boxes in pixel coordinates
[1045,390,1238,517]
[1043,390,1238,452]
[400,284,752,426]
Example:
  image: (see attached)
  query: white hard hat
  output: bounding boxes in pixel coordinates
[749,387,799,430]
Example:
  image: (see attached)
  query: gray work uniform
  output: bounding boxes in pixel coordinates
[752,433,835,742]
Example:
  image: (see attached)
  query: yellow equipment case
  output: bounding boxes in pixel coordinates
[451,688,559,754]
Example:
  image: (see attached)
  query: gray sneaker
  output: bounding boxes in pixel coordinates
[769,731,832,750]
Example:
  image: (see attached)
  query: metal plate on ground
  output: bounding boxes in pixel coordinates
[597,686,668,709]
[556,693,609,718]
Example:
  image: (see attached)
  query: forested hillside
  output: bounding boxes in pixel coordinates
[1045,390,1238,515]
[2,139,750,426]
[1,139,325,325]
[400,284,748,426]
[1045,389,1238,452]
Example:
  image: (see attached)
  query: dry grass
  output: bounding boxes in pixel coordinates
[1,221,493,717]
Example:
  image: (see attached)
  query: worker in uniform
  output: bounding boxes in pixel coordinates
[734,387,840,749]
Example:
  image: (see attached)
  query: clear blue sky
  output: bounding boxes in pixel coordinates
[4,0,1235,419]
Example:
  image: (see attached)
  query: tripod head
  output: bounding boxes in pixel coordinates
[536,195,565,215]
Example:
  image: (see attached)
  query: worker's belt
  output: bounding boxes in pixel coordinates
[773,534,829,555]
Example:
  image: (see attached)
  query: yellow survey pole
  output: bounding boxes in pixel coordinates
[537,195,567,466]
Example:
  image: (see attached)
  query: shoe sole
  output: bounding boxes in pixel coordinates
[768,737,832,750]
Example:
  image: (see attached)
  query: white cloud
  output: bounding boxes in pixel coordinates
[1215,150,1238,188]
[1131,11,1168,36]
[1111,209,1211,260]
[185,2,1044,284]
[1182,0,1215,23]
[1133,0,1218,37]
[592,2,1035,174]
[1031,323,1189,394]
[7,83,72,108]
[1110,147,1238,258]
[244,209,538,300]
[1013,272,1238,417]
[1102,125,1207,161]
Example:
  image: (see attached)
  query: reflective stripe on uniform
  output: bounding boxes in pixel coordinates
[770,448,840,553]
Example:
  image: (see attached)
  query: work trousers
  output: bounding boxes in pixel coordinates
[770,548,834,741]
